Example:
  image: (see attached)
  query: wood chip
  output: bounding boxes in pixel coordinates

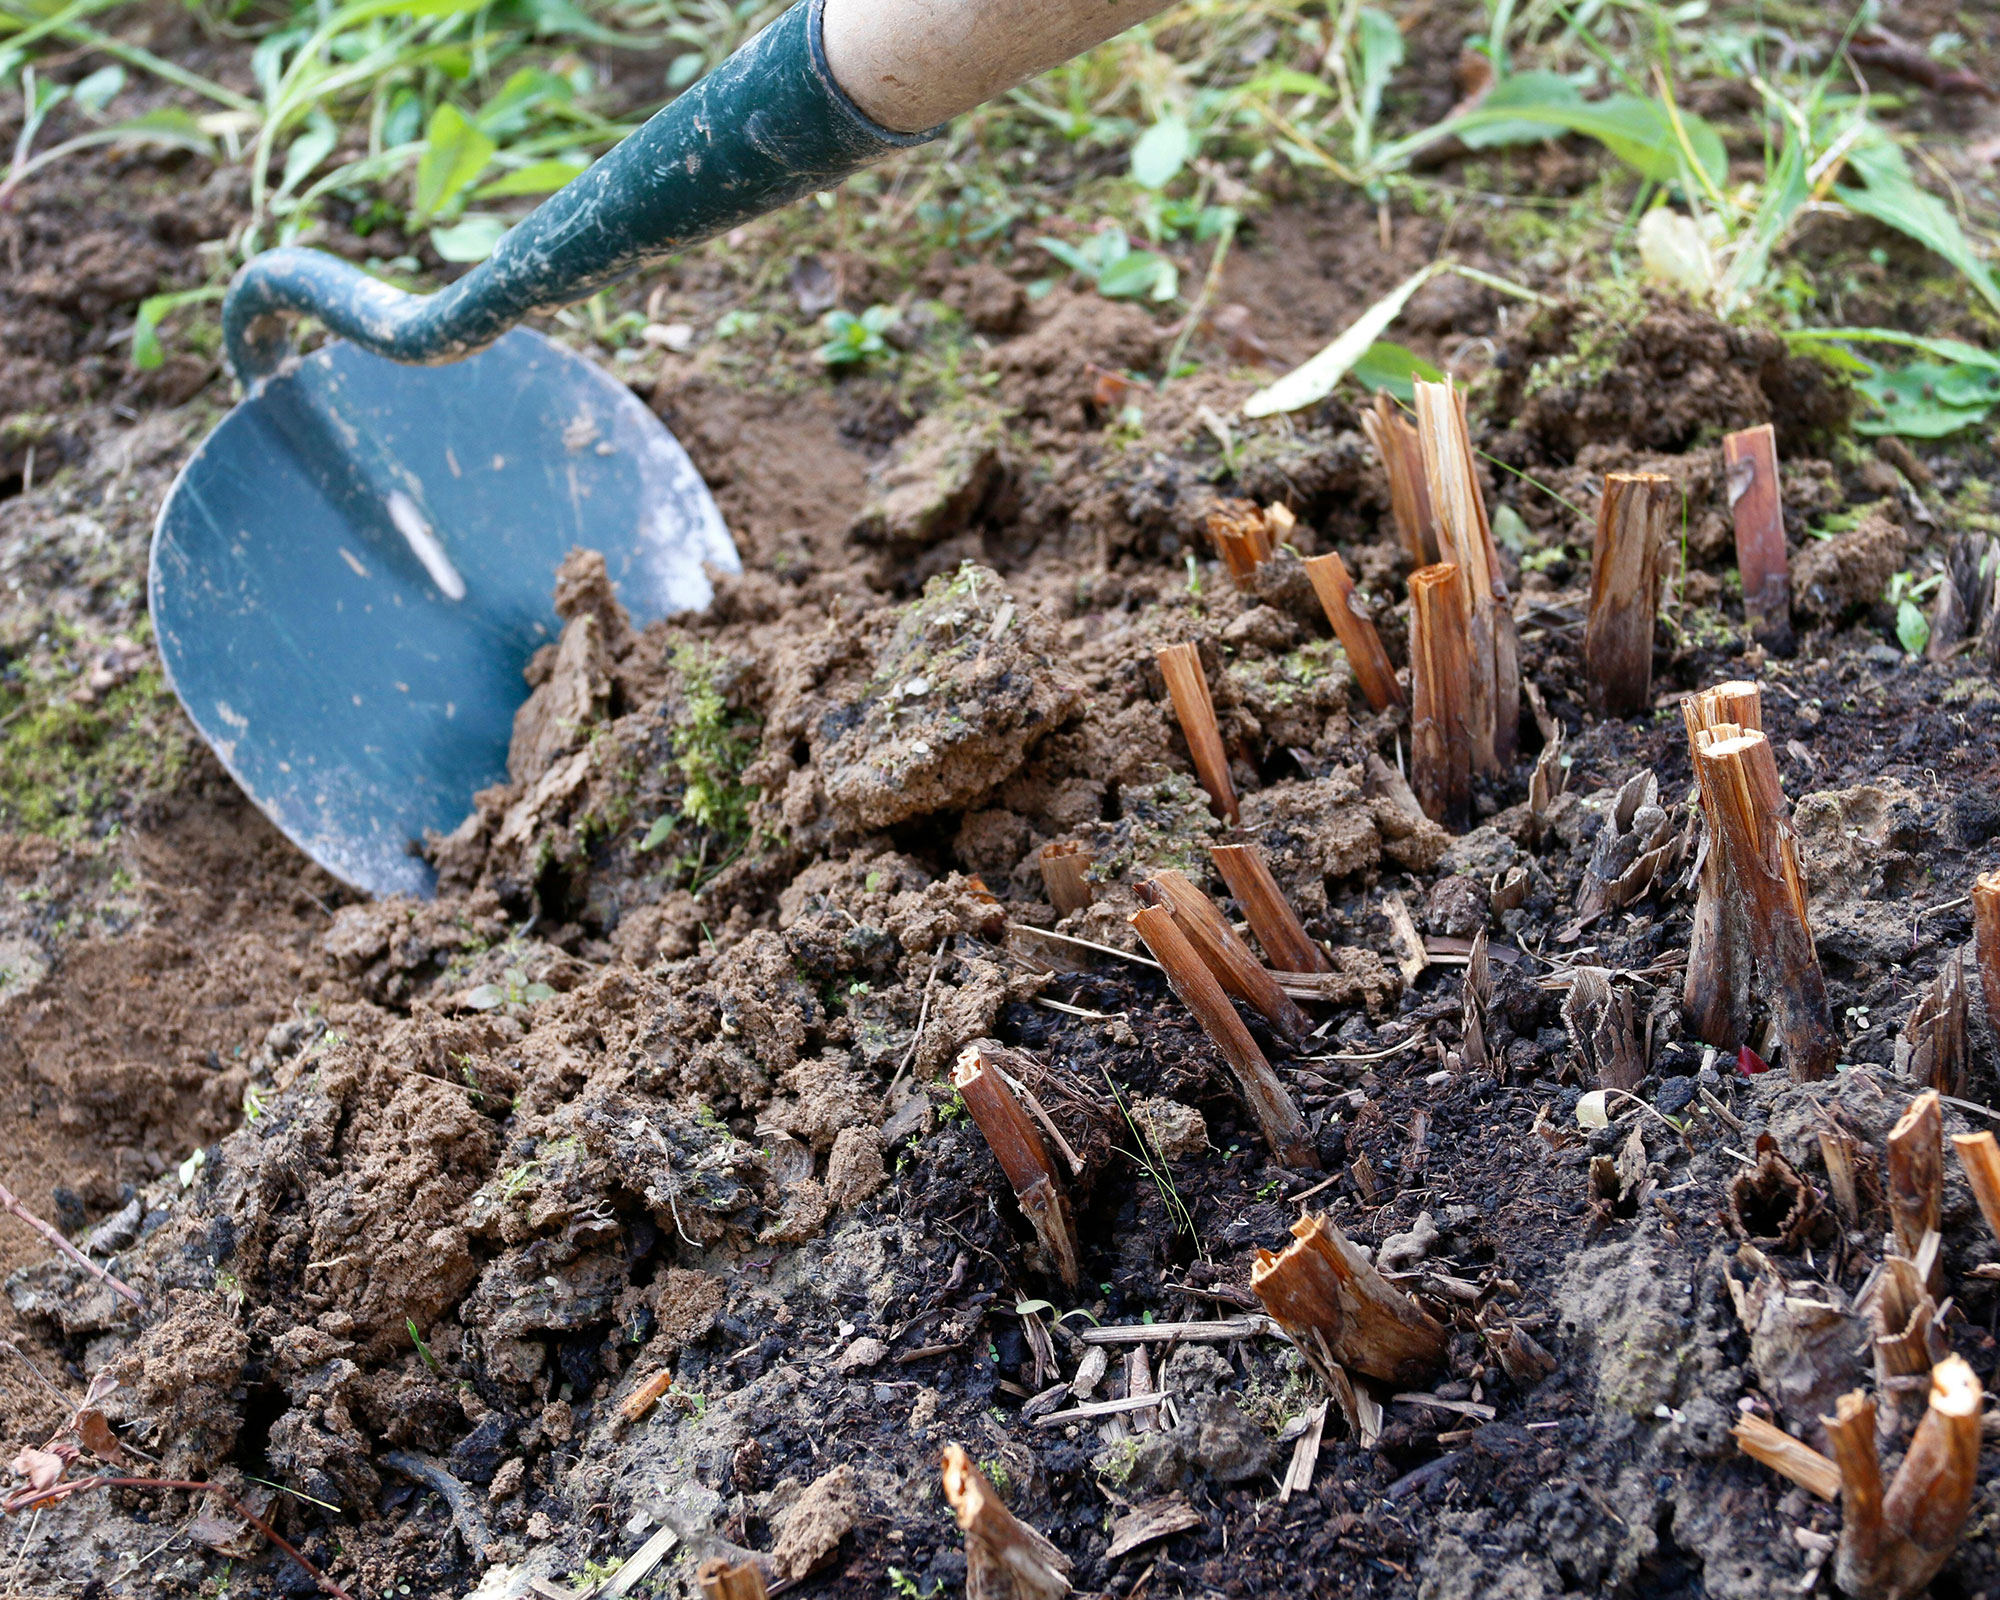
[1105,1495,1205,1560]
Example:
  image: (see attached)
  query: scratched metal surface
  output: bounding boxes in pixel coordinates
[149,328,735,898]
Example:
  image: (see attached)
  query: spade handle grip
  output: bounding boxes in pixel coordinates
[224,0,1174,386]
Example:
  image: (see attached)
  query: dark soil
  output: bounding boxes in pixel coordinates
[4,14,2000,1600]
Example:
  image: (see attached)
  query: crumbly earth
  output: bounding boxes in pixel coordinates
[4,15,2000,1600]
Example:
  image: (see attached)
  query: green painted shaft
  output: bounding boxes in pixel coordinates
[223,0,934,385]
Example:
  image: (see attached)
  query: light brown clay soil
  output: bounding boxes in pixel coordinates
[4,33,2000,1600]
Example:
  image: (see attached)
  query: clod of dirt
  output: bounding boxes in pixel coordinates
[107,1290,249,1478]
[1791,506,1908,621]
[760,563,1085,837]
[1492,293,1853,460]
[986,292,1162,427]
[1124,1391,1275,1491]
[771,1463,863,1579]
[853,399,1007,554]
[1131,1097,1207,1159]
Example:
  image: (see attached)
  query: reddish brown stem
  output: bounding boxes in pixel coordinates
[1952,1130,2000,1249]
[1157,642,1239,824]
[1129,905,1316,1168]
[1210,842,1332,974]
[953,1044,1082,1288]
[0,1178,143,1309]
[1583,472,1673,716]
[1690,723,1836,1078]
[1138,870,1313,1046]
[1724,423,1794,654]
[1408,562,1471,832]
[1303,551,1403,711]
[1414,378,1516,773]
[1973,870,2000,1041]
[1361,393,1438,567]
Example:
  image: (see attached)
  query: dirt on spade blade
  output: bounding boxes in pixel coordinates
[5,68,2000,1600]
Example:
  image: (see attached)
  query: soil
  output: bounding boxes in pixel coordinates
[4,11,2000,1600]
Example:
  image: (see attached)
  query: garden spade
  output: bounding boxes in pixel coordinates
[151,0,1173,897]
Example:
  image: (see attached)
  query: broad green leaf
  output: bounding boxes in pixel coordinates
[129,286,224,373]
[1457,70,1582,149]
[1897,599,1931,657]
[414,102,495,220]
[1785,326,2000,371]
[1838,135,2000,317]
[1035,236,1099,278]
[638,814,675,852]
[1416,79,1727,191]
[72,65,124,115]
[1853,361,1993,437]
[1244,261,1444,417]
[476,67,573,136]
[473,158,587,199]
[278,111,336,199]
[1131,117,1192,189]
[1936,367,2000,408]
[1098,250,1172,299]
[1247,66,1334,100]
[429,213,508,262]
[1350,339,1443,402]
[1353,8,1403,156]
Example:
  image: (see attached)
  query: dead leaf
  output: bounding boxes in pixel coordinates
[10,1447,65,1492]
[77,1410,127,1467]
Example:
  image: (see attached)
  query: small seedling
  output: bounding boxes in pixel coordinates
[817,305,899,367]
[407,1318,441,1373]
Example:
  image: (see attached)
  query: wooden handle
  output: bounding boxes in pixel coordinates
[823,0,1178,132]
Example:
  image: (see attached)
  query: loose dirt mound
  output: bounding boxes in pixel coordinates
[5,119,2000,1600]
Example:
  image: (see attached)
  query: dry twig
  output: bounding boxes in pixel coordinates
[1211,842,1331,974]
[1303,552,1402,711]
[953,1043,1082,1288]
[0,1179,143,1310]
[1413,377,1517,773]
[1583,472,1673,716]
[1128,906,1317,1169]
[1408,562,1471,831]
[1361,393,1438,567]
[1138,869,1312,1046]
[1157,643,1238,823]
